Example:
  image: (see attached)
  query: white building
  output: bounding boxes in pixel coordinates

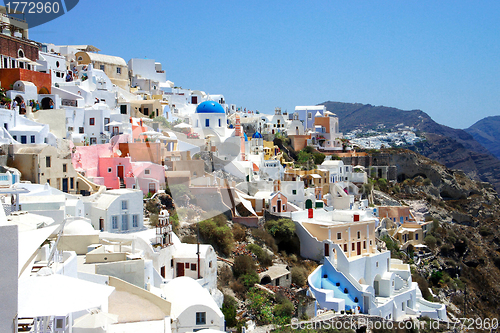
[163,277,224,333]
[0,223,18,333]
[287,112,305,135]
[192,101,228,140]
[295,105,326,130]
[86,189,144,233]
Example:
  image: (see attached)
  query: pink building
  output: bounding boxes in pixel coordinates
[73,141,165,195]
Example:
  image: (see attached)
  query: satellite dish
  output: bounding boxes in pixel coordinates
[116,150,122,156]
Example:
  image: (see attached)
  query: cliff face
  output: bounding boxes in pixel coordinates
[377,149,500,319]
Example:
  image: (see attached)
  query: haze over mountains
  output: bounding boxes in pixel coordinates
[319,101,500,194]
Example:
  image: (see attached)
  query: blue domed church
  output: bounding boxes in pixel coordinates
[192,101,227,139]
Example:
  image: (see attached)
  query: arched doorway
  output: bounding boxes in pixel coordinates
[305,199,313,209]
[260,275,271,285]
[14,96,25,114]
[41,97,54,110]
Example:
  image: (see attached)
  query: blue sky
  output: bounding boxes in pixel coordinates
[30,0,500,129]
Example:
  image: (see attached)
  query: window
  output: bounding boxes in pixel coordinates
[133,215,138,228]
[3,123,7,130]
[63,164,67,172]
[337,232,342,240]
[357,231,361,239]
[191,263,197,271]
[185,263,190,269]
[415,234,418,240]
[112,216,118,229]
[209,261,212,268]
[21,135,27,144]
[100,64,105,71]
[79,127,84,134]
[77,56,83,61]
[218,118,221,127]
[196,312,206,325]
[122,200,128,210]
[108,167,112,173]
[363,241,366,249]
[145,169,150,175]
[90,137,97,145]
[30,135,35,143]
[116,67,121,74]
[308,112,312,119]
[205,118,210,127]
[122,215,128,230]
[46,156,51,168]
[343,244,347,252]
[376,262,379,268]
[89,118,95,126]
[352,243,355,251]
[104,118,110,126]
[55,318,63,329]
[70,178,74,189]
[12,135,17,141]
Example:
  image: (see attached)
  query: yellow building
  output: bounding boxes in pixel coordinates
[75,51,129,90]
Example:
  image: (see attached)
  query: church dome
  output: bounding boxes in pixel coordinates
[196,101,225,114]
[64,219,97,235]
[252,132,263,139]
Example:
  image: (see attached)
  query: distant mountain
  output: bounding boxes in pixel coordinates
[319,101,500,194]
[465,116,500,160]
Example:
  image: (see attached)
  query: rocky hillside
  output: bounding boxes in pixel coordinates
[320,101,500,194]
[465,115,500,160]
[373,149,500,320]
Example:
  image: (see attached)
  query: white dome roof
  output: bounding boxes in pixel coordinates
[64,219,97,235]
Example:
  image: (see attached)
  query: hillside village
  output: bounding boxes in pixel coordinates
[1,9,499,333]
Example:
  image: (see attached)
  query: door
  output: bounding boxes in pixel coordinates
[324,243,329,257]
[99,218,104,231]
[117,165,124,179]
[191,96,198,104]
[62,178,68,193]
[161,266,166,278]
[176,262,184,277]
[277,200,282,213]
[357,242,361,255]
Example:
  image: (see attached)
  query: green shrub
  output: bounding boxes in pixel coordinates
[222,294,238,327]
[198,219,234,256]
[233,223,247,242]
[233,255,257,278]
[265,218,296,243]
[273,297,294,319]
[238,272,259,289]
[251,228,278,252]
[247,287,274,325]
[247,243,273,267]
[424,235,437,250]
[429,270,443,286]
[291,266,308,287]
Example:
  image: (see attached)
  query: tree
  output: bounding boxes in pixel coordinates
[222,294,238,327]
[265,218,296,244]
